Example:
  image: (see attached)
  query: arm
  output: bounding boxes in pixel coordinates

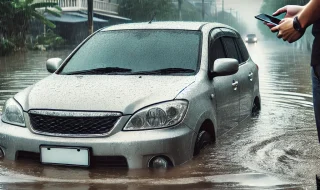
[298,0,320,29]
[270,1,320,43]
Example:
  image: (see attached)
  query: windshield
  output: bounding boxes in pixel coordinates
[59,30,201,75]
[247,34,256,37]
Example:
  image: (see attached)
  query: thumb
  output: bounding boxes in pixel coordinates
[273,6,287,16]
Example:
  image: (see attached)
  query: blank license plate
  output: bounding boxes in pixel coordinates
[40,146,90,167]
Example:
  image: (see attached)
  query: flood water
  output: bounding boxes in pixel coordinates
[0,41,319,189]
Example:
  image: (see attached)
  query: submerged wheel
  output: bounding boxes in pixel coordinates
[251,100,260,116]
[193,130,212,156]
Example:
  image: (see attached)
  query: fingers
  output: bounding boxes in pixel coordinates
[288,33,303,43]
[273,6,287,16]
[271,25,279,33]
[286,32,296,43]
[264,22,275,29]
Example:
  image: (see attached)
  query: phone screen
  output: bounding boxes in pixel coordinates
[255,14,281,25]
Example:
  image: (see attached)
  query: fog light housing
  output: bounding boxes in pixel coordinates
[149,156,172,169]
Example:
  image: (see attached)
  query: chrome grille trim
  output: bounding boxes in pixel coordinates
[27,110,122,137]
[28,110,122,117]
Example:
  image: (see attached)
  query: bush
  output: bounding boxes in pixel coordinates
[30,30,65,50]
[0,38,15,56]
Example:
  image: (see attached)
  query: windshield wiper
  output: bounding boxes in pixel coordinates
[129,68,196,75]
[62,67,132,75]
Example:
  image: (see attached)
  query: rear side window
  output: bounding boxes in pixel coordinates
[222,37,240,63]
[236,38,249,62]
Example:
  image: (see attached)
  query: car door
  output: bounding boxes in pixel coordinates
[210,30,240,132]
[235,36,255,121]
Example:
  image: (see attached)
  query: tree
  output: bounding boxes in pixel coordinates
[0,0,61,53]
[118,0,177,22]
[215,11,247,35]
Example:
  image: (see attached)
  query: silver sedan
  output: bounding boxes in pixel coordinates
[0,22,260,169]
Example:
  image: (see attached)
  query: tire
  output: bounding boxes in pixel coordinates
[193,130,212,156]
[251,101,260,116]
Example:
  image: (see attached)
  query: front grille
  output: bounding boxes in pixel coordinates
[29,112,120,136]
[16,151,128,168]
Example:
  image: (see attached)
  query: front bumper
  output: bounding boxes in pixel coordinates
[246,39,257,43]
[0,118,195,169]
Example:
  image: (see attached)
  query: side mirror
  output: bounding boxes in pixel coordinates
[46,58,63,73]
[211,58,239,78]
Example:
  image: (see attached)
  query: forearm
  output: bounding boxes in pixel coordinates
[299,0,320,29]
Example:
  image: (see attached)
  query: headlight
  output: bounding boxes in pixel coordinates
[1,98,25,127]
[254,37,257,41]
[245,37,248,41]
[124,100,188,131]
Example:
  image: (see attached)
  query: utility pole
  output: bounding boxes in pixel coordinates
[235,11,238,23]
[88,0,93,35]
[202,0,205,20]
[222,0,224,22]
[178,0,182,21]
[229,8,232,25]
[215,0,217,19]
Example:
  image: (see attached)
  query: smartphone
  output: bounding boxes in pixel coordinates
[255,13,281,26]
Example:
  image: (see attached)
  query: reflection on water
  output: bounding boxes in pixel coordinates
[0,49,74,111]
[0,41,318,189]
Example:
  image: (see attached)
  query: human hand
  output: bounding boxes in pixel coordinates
[270,18,304,43]
[264,5,304,29]
[273,5,304,18]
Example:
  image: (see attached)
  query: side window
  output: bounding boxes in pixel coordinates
[210,38,226,64]
[222,37,240,63]
[236,38,250,62]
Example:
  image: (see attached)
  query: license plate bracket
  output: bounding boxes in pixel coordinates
[40,146,90,167]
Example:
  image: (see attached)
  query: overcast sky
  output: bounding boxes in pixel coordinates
[217,0,264,35]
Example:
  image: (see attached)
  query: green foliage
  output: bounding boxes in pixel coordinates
[258,0,308,39]
[215,11,248,35]
[0,0,61,55]
[118,0,208,22]
[179,0,202,21]
[32,29,65,50]
[118,0,177,22]
[118,0,245,35]
[0,38,15,56]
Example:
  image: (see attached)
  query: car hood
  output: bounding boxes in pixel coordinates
[15,74,195,114]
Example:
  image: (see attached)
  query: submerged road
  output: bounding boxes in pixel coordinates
[0,41,318,189]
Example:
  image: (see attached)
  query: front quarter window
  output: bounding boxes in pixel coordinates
[59,30,201,75]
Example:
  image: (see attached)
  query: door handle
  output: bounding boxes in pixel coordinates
[248,72,253,81]
[232,80,238,90]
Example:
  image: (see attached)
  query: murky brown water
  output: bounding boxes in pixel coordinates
[0,41,319,189]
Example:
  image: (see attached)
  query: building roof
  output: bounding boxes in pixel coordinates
[44,12,108,23]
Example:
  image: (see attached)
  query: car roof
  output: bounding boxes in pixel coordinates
[101,21,234,31]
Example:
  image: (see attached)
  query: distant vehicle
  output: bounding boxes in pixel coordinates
[0,22,260,169]
[245,34,258,43]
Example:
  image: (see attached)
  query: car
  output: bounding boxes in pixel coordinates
[245,34,258,43]
[0,22,260,169]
